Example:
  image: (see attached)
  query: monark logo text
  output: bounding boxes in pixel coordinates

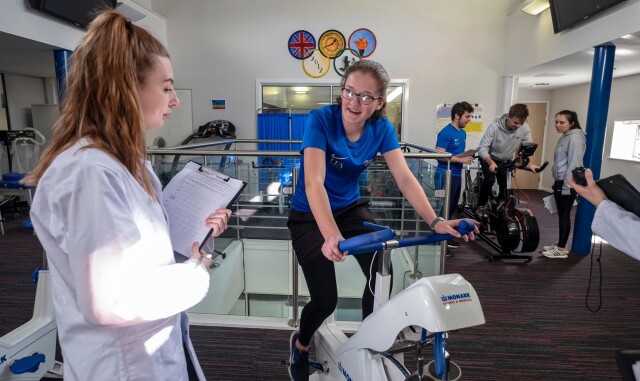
[440,293,472,305]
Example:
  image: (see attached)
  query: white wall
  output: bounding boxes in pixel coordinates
[4,73,46,130]
[0,0,84,51]
[149,0,512,149]
[1,0,166,139]
[505,0,640,74]
[521,73,640,191]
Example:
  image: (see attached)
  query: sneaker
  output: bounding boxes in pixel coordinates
[542,242,558,252]
[447,238,461,249]
[542,247,569,259]
[289,331,309,381]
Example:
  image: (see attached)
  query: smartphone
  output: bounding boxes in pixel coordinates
[596,174,640,218]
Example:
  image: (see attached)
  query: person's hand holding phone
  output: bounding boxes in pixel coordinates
[569,168,607,207]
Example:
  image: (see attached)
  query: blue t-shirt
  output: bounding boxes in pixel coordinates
[435,123,466,176]
[291,105,400,212]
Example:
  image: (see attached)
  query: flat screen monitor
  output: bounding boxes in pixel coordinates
[549,0,627,34]
[28,0,116,30]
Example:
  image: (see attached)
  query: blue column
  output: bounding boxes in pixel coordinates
[54,49,72,103]
[572,44,615,254]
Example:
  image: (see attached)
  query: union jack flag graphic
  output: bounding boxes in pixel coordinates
[288,30,315,60]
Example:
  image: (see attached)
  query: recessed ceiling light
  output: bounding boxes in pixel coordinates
[521,0,550,16]
[116,2,146,22]
[534,73,566,77]
[615,48,635,56]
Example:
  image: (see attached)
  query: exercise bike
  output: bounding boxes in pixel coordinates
[0,256,63,380]
[461,143,548,263]
[305,220,484,381]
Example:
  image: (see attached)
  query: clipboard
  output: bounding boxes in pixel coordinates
[161,161,247,257]
[457,149,477,158]
[542,193,557,215]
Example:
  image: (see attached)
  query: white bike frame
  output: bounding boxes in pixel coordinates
[309,247,484,381]
[0,270,63,380]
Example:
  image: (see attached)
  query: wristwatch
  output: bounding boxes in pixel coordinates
[430,217,445,231]
[203,253,214,269]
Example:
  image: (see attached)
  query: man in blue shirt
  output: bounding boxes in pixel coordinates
[435,101,475,249]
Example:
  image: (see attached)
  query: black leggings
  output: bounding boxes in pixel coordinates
[297,251,379,347]
[288,201,382,347]
[553,180,577,248]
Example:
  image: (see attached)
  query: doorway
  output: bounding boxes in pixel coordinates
[515,102,547,189]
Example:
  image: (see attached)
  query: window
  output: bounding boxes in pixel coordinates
[259,82,406,140]
[609,120,640,162]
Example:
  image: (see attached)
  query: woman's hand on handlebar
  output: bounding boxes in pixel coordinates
[528,163,540,173]
[433,218,480,241]
[322,234,347,262]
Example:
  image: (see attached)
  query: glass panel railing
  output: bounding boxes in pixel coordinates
[147,140,454,327]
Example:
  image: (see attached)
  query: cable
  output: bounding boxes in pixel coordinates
[585,235,603,313]
[368,250,380,307]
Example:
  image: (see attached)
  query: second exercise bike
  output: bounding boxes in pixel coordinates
[462,143,548,262]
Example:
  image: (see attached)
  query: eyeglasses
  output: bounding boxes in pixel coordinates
[341,88,383,105]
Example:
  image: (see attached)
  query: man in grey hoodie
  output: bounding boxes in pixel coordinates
[476,103,541,213]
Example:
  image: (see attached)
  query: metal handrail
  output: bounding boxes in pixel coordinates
[147,141,455,326]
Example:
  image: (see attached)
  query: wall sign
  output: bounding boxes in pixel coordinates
[288,30,316,60]
[333,48,361,77]
[348,28,376,58]
[287,28,377,78]
[302,49,331,78]
[318,29,346,59]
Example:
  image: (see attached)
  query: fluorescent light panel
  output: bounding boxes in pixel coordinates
[521,0,550,16]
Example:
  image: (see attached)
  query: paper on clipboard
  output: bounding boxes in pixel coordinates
[542,193,557,215]
[162,161,246,257]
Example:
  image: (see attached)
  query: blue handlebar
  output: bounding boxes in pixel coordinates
[339,220,475,255]
[338,226,395,254]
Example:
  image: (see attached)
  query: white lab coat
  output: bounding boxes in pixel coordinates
[592,200,640,261]
[30,138,210,381]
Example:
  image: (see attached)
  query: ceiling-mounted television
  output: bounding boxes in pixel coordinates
[28,0,116,30]
[548,0,627,34]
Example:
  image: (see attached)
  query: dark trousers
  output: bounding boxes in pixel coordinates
[553,180,577,248]
[478,158,508,207]
[288,201,382,347]
[183,341,199,381]
[435,171,462,218]
[297,251,378,346]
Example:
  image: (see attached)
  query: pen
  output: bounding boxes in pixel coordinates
[198,228,214,251]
